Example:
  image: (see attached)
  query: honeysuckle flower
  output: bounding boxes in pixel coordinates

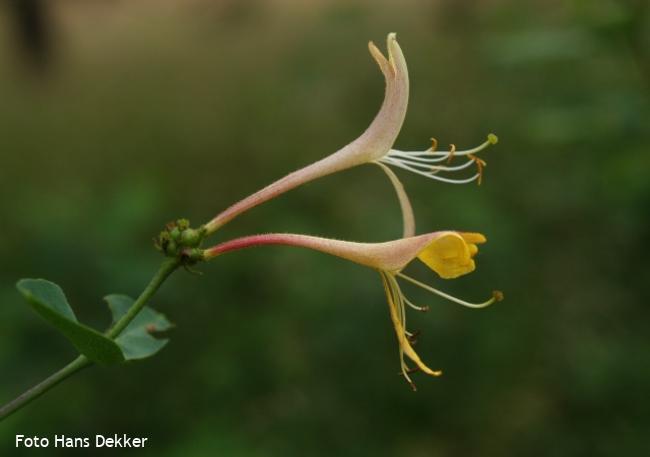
[203,231,502,389]
[204,33,497,238]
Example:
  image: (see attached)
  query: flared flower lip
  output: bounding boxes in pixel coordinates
[203,33,409,234]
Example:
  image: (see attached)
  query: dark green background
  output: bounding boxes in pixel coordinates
[1,1,648,455]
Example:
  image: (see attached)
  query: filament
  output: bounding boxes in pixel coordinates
[383,156,476,172]
[380,271,443,390]
[392,134,497,158]
[381,157,481,184]
[379,134,497,185]
[397,273,502,309]
[403,297,429,312]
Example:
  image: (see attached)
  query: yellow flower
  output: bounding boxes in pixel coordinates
[418,232,485,279]
[204,231,502,389]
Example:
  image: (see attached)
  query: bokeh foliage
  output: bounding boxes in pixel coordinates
[1,1,648,455]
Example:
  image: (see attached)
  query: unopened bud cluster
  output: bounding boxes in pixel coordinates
[155,219,205,263]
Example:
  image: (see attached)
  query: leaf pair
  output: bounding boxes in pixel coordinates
[16,279,172,365]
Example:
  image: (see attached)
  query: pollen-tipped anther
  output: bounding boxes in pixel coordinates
[380,133,498,185]
[446,143,456,164]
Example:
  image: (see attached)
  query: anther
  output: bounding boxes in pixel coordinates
[407,330,421,345]
[398,366,418,390]
[429,137,438,151]
[405,297,429,312]
[469,153,487,185]
[446,143,457,164]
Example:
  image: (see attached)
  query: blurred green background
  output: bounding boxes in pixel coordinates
[1,0,649,455]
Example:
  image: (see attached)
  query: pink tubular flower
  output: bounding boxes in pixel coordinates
[193,33,503,389]
[204,33,497,238]
[203,231,502,389]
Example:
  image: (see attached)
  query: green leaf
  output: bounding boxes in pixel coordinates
[16,279,124,365]
[105,294,173,360]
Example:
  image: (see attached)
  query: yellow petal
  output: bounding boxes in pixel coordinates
[460,232,487,244]
[417,232,482,279]
[381,273,441,378]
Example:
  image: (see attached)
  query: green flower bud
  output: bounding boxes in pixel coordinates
[170,227,182,241]
[164,239,178,256]
[180,228,202,247]
[177,219,190,231]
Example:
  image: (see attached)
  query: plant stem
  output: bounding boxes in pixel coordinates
[107,258,180,338]
[0,258,181,422]
[0,355,91,420]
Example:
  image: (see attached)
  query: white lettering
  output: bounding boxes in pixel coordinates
[95,434,148,448]
[54,435,90,448]
[15,435,49,448]
[17,433,147,448]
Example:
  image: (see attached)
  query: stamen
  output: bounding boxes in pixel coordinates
[382,272,411,386]
[388,150,452,163]
[381,155,475,172]
[407,329,421,345]
[429,137,438,152]
[446,143,456,164]
[468,154,487,186]
[380,272,442,389]
[397,273,502,309]
[381,157,480,184]
[404,297,429,312]
[400,368,417,391]
[430,158,476,173]
[379,133,497,185]
[397,359,419,391]
[390,133,498,159]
